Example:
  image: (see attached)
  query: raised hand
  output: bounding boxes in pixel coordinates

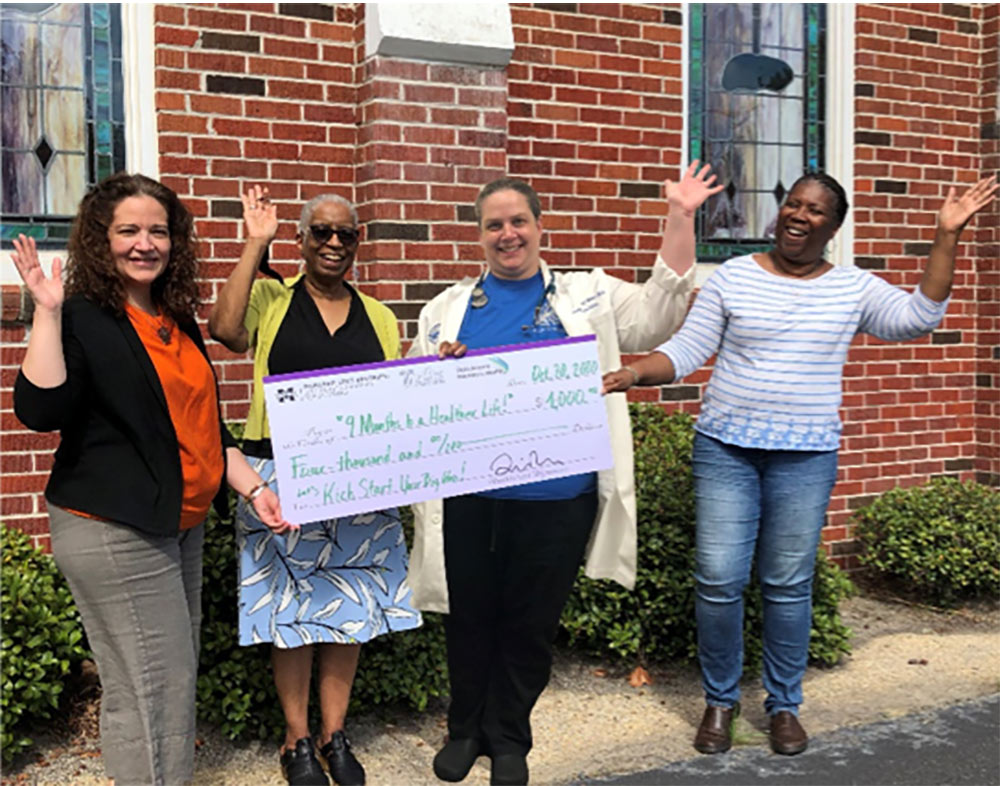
[937,175,998,235]
[242,185,278,243]
[666,160,725,217]
[12,235,63,313]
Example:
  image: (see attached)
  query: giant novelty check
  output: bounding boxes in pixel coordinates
[263,335,613,524]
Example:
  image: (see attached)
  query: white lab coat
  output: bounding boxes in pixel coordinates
[406,256,695,612]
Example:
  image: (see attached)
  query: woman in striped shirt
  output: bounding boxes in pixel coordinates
[602,172,997,758]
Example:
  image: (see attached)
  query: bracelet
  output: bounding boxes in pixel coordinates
[622,365,640,387]
[246,482,269,502]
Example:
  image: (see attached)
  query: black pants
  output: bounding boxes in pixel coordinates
[443,492,598,756]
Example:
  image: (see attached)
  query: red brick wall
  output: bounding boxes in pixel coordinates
[355,55,509,340]
[1,3,994,561]
[975,3,999,489]
[0,308,54,540]
[153,2,362,423]
[830,2,995,566]
[505,3,695,407]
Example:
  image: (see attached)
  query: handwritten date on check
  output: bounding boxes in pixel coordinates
[263,335,614,525]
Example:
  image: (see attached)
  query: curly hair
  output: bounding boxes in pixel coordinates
[65,173,200,322]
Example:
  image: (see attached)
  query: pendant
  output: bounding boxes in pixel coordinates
[157,325,172,344]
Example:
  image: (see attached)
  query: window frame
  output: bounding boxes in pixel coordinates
[683,3,854,285]
[0,3,156,283]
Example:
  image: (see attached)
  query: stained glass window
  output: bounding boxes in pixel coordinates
[1,3,124,248]
[689,4,826,262]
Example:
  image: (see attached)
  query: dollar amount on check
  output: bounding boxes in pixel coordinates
[263,335,614,524]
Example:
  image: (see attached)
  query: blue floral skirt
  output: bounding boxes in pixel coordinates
[236,458,422,649]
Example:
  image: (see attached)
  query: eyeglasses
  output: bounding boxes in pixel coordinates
[308,225,359,246]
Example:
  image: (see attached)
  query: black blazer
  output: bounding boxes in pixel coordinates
[14,295,235,537]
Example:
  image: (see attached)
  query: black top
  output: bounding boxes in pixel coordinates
[244,280,383,458]
[14,295,234,537]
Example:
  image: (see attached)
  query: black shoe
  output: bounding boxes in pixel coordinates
[490,753,528,785]
[320,730,366,786]
[433,738,482,782]
[281,738,330,786]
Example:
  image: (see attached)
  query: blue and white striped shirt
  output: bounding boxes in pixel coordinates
[655,255,949,451]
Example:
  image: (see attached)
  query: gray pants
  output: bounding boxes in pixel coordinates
[48,505,204,786]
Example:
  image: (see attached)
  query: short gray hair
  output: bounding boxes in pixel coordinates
[298,194,358,233]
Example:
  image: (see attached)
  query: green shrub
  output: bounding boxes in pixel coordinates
[1,524,88,763]
[196,498,449,741]
[196,505,284,740]
[854,477,1000,606]
[560,405,854,670]
[199,409,854,741]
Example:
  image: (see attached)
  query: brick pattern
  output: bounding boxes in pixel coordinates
[154,2,361,425]
[975,3,999,489]
[505,3,683,278]
[354,55,508,337]
[829,2,994,566]
[502,4,707,418]
[0,3,995,562]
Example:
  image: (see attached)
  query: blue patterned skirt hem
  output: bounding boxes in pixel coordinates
[236,458,422,649]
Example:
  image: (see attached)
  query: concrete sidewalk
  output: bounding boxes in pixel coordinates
[582,694,1000,786]
[6,596,998,785]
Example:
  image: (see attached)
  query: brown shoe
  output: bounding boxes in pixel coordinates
[693,703,739,754]
[769,711,808,755]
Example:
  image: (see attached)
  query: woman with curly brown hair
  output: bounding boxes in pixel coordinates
[12,173,289,785]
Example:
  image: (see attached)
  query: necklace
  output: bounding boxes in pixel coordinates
[135,307,173,344]
[156,322,172,344]
[147,311,173,344]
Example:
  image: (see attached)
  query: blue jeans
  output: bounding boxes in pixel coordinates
[692,433,838,716]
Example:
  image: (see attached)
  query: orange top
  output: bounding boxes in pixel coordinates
[125,304,224,530]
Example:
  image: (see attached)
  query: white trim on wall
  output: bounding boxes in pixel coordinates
[122,2,159,179]
[365,3,514,65]
[825,2,856,269]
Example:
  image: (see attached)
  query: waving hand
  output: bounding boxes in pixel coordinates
[666,160,725,217]
[242,185,278,243]
[12,235,63,313]
[937,175,998,235]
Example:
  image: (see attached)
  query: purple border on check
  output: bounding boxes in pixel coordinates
[263,334,598,384]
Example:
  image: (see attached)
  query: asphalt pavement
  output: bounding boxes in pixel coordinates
[579,694,1000,786]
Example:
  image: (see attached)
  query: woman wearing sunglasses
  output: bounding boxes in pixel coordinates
[209,188,421,786]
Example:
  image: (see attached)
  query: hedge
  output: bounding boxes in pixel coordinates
[560,406,855,670]
[2,404,857,754]
[1,524,89,763]
[854,477,1000,606]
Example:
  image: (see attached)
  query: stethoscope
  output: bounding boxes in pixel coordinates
[470,268,557,332]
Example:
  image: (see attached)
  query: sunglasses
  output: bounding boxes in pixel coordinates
[308,224,359,246]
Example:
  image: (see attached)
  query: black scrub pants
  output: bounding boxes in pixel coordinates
[442,492,598,756]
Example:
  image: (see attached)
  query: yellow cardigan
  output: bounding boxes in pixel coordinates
[242,274,401,441]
